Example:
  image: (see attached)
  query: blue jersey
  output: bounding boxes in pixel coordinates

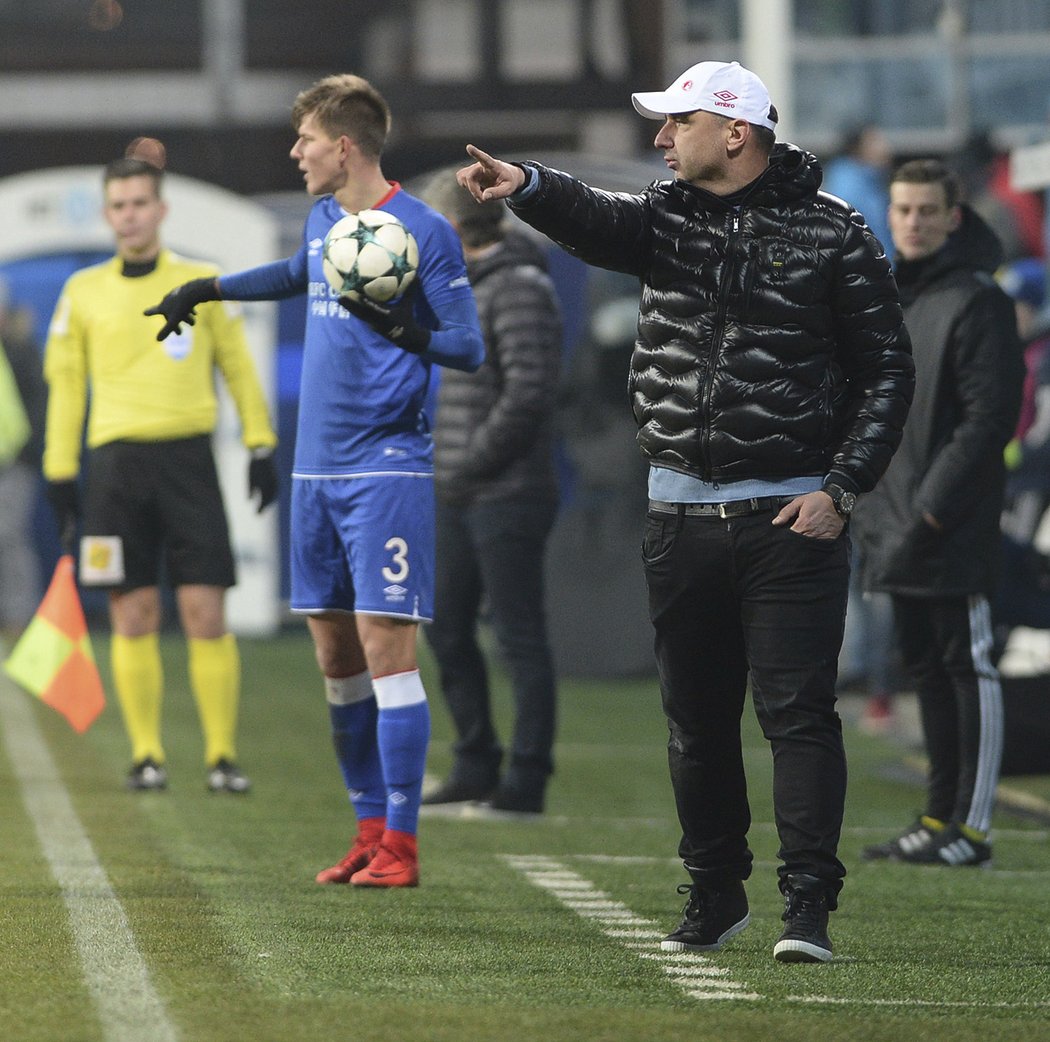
[221,184,482,476]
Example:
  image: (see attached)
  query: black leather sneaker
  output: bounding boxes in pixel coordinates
[661,880,750,952]
[773,874,833,963]
[421,777,496,805]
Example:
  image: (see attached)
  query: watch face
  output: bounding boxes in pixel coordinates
[840,491,857,515]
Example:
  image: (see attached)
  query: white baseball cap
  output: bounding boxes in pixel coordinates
[631,61,778,131]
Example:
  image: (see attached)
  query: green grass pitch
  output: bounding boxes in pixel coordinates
[1,629,1049,1042]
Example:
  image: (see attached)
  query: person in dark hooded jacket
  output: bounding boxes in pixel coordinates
[420,169,562,814]
[856,159,1025,868]
[457,60,914,964]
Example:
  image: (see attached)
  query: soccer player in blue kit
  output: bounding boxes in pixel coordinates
[147,74,485,887]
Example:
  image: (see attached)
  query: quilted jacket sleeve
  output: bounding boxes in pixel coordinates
[824,214,915,494]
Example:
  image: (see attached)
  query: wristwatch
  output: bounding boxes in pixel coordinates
[822,483,857,518]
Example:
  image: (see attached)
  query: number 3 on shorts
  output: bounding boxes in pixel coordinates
[382,537,409,583]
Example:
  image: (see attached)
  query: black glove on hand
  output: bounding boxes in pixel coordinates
[339,289,431,355]
[248,452,279,514]
[143,277,220,341]
[46,479,80,550]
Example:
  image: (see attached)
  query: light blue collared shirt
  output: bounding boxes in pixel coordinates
[648,467,822,503]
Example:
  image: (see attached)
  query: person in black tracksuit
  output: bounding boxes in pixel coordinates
[855,159,1025,867]
[420,170,563,813]
[457,60,914,963]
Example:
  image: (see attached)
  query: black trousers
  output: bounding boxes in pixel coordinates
[891,593,1002,833]
[425,496,558,787]
[643,506,850,894]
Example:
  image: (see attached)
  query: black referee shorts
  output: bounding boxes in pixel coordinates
[82,436,236,591]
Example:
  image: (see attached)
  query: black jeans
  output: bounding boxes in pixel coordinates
[891,593,1002,833]
[643,506,850,894]
[425,497,558,787]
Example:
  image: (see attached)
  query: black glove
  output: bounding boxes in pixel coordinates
[248,452,278,514]
[46,479,80,550]
[143,277,220,341]
[339,288,431,354]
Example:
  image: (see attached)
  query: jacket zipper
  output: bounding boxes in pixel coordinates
[700,211,741,480]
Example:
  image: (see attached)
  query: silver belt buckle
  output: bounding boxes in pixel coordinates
[718,502,730,518]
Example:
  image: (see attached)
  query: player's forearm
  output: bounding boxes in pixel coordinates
[420,322,485,372]
[219,257,305,301]
[420,295,485,371]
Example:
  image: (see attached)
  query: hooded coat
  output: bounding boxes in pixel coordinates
[854,206,1025,596]
[432,230,562,506]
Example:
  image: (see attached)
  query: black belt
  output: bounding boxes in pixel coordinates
[648,496,794,519]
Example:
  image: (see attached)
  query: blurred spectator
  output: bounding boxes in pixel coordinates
[420,170,562,814]
[856,159,1025,867]
[822,124,893,255]
[997,258,1050,638]
[825,125,899,730]
[997,257,1048,444]
[953,131,1045,263]
[0,278,46,645]
[838,558,901,735]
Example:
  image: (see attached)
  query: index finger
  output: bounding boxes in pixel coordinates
[464,143,495,167]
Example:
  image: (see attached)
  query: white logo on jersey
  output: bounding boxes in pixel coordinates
[450,275,470,289]
[163,330,192,361]
[308,237,323,254]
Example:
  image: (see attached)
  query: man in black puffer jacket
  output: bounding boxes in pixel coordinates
[420,170,563,814]
[855,160,1025,869]
[458,59,914,964]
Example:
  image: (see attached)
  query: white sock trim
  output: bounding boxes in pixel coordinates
[372,669,427,710]
[324,671,374,706]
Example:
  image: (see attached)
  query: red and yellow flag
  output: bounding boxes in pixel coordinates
[3,555,106,733]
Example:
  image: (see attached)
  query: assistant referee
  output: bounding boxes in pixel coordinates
[43,156,278,793]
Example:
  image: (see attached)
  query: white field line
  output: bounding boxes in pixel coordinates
[0,685,179,1042]
[790,996,1050,1009]
[501,855,761,1002]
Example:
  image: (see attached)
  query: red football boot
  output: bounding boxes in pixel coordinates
[350,829,419,888]
[315,817,385,884]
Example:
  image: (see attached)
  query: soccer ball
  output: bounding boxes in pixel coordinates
[322,209,419,304]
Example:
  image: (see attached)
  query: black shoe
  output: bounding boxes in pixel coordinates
[207,758,251,794]
[861,817,943,861]
[661,880,750,952]
[421,777,496,805]
[486,783,544,814]
[773,874,833,963]
[897,823,992,867]
[126,758,167,791]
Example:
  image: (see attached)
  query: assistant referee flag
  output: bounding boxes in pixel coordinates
[3,555,106,733]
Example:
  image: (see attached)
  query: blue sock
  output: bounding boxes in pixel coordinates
[377,701,431,834]
[328,698,386,822]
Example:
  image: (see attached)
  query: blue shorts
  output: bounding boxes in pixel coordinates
[290,474,435,621]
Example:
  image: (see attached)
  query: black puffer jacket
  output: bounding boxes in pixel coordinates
[853,207,1025,596]
[432,231,562,505]
[511,145,914,493]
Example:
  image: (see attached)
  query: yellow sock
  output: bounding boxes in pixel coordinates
[188,634,240,767]
[959,823,988,843]
[111,633,164,764]
[920,815,947,832]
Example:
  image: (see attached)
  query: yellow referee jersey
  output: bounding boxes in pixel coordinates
[43,250,277,481]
